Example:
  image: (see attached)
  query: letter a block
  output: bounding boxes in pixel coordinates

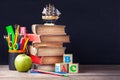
[63,54,73,64]
[69,63,79,73]
[55,63,69,73]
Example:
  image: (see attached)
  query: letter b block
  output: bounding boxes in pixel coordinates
[69,63,79,73]
[63,54,73,64]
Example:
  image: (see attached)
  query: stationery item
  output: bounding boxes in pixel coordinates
[30,69,66,74]
[17,34,22,49]
[6,25,15,44]
[3,35,8,42]
[20,27,26,35]
[4,35,12,50]
[8,34,13,50]
[30,69,68,77]
[23,38,29,50]
[13,25,20,50]
[8,50,25,53]
[14,25,20,43]
[29,70,40,74]
[8,50,25,70]
[13,43,18,50]
[20,37,26,50]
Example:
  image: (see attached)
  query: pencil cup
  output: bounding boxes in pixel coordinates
[8,50,25,70]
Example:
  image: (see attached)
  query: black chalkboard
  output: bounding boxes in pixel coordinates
[0,0,120,64]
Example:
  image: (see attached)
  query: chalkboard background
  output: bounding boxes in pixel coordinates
[0,0,119,64]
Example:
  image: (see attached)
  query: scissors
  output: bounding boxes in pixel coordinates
[7,33,13,50]
[13,25,20,50]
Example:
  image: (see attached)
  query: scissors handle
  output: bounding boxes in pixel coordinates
[8,41,13,50]
[13,43,18,50]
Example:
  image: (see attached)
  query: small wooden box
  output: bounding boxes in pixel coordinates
[55,63,69,73]
[69,63,79,73]
[63,54,73,64]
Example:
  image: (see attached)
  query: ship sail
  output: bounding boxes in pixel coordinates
[56,9,61,16]
[42,8,46,15]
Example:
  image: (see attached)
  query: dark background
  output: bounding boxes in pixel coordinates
[0,0,119,64]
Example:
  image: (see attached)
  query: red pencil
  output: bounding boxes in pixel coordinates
[31,69,68,77]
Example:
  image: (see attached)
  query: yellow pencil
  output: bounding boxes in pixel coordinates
[14,25,20,43]
[23,38,29,50]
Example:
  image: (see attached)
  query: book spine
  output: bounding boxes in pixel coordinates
[30,54,63,64]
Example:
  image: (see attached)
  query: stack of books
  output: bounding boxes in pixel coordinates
[28,24,70,72]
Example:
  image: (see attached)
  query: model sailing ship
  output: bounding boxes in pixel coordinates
[42,4,61,25]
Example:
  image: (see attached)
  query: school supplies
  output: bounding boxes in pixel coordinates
[30,69,68,77]
[5,25,29,51]
[6,25,15,45]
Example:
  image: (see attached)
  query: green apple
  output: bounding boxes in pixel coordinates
[14,54,32,72]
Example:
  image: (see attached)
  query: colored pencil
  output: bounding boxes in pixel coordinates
[23,38,29,50]
[31,69,68,77]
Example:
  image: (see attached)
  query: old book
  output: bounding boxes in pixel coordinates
[32,63,55,72]
[28,45,65,56]
[32,42,63,48]
[26,34,41,42]
[26,34,70,43]
[30,54,63,64]
[32,24,66,35]
[40,35,70,43]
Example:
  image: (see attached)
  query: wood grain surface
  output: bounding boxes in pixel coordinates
[1,65,120,80]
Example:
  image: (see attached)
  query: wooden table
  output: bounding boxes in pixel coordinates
[0,65,120,80]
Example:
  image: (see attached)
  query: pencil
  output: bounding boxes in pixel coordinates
[31,69,68,77]
[23,38,29,50]
[14,25,20,43]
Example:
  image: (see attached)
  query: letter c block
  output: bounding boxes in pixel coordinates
[69,63,79,73]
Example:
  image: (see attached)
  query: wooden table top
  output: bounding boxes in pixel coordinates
[1,65,120,80]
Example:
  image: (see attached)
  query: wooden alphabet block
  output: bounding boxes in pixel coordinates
[63,54,73,64]
[55,63,69,73]
[69,63,79,73]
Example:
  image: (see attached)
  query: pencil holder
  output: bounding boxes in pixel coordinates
[8,50,25,70]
